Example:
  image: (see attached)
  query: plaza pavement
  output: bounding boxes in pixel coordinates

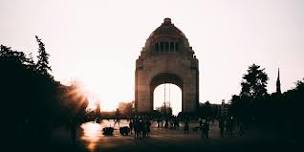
[68,121,298,152]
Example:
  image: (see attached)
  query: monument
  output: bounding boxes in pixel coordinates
[135,18,199,113]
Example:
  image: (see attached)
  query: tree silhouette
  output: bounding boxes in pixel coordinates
[117,102,133,118]
[1,41,88,150]
[0,45,28,64]
[230,64,268,124]
[230,64,303,143]
[240,64,268,98]
[295,78,304,91]
[35,35,51,76]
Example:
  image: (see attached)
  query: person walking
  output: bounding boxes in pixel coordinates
[219,117,225,137]
[184,120,189,134]
[129,120,134,135]
[201,121,210,139]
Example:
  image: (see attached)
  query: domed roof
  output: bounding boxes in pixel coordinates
[149,18,186,39]
[144,18,190,50]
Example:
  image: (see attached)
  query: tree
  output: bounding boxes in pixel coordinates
[240,64,268,98]
[229,64,268,124]
[1,41,90,150]
[118,102,133,117]
[35,35,51,76]
[0,45,28,64]
[295,78,304,91]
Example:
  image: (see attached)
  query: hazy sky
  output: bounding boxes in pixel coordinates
[1,0,303,112]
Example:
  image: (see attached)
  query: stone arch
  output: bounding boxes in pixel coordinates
[135,18,199,113]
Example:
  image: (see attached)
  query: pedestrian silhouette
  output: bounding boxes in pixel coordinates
[184,120,189,134]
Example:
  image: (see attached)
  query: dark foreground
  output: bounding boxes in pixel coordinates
[45,121,300,152]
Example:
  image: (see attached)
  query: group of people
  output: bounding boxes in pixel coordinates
[157,117,210,139]
[219,116,245,137]
[157,116,180,129]
[183,119,210,138]
[129,118,152,139]
[121,116,244,140]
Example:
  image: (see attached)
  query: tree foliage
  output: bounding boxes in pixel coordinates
[0,37,88,148]
[35,35,51,76]
[240,64,268,98]
[230,63,304,141]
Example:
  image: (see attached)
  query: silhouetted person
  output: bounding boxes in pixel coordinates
[199,119,203,127]
[146,119,151,136]
[201,121,210,139]
[129,120,134,135]
[219,118,225,137]
[165,119,169,128]
[114,118,120,127]
[142,120,147,137]
[226,117,234,136]
[239,122,245,136]
[134,119,139,139]
[184,120,189,134]
[134,119,142,139]
[157,119,161,128]
[173,118,179,129]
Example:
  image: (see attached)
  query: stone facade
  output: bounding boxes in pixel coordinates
[135,18,199,113]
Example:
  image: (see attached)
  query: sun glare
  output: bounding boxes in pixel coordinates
[81,122,102,151]
[68,80,118,112]
[76,84,101,111]
[71,81,182,114]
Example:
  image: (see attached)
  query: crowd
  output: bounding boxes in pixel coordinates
[102,115,245,140]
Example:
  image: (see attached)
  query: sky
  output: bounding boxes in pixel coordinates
[1,0,304,113]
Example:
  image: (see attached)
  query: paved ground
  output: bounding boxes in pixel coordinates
[51,121,300,152]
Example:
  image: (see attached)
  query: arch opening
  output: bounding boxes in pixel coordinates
[153,83,182,116]
[150,73,183,115]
